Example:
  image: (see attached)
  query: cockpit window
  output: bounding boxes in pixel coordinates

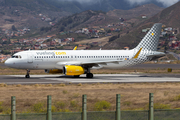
[12,55,22,59]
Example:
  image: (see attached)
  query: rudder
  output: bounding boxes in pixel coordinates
[135,23,162,51]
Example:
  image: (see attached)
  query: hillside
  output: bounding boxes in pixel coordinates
[103,1,180,50]
[146,1,180,28]
[45,0,165,13]
[0,3,164,53]
[0,0,71,29]
[40,4,163,34]
[107,4,163,19]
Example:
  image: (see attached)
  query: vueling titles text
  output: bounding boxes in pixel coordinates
[36,51,66,56]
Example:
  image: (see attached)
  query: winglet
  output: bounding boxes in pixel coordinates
[73,46,77,50]
[133,48,142,59]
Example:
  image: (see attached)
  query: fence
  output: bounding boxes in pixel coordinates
[1,93,180,120]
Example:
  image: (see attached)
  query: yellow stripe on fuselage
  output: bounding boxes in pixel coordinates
[133,48,142,59]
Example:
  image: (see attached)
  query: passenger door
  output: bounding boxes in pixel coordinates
[27,52,33,63]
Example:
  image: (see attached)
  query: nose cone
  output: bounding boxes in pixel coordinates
[5,59,13,67]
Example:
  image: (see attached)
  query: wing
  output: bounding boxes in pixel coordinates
[56,60,122,67]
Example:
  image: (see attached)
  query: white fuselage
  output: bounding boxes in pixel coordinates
[5,49,145,70]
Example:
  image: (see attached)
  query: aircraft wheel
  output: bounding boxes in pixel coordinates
[86,73,93,78]
[74,75,80,78]
[25,75,30,78]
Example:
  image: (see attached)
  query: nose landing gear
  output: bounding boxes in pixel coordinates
[25,69,30,78]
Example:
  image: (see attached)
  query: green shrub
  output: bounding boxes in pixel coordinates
[77,83,82,86]
[173,95,180,101]
[0,83,7,87]
[73,93,80,98]
[154,103,171,109]
[123,101,131,106]
[0,101,3,112]
[51,105,57,112]
[2,108,11,114]
[94,100,111,111]
[58,109,71,112]
[59,83,65,87]
[63,90,68,94]
[70,100,78,108]
[56,101,66,109]
[33,102,45,113]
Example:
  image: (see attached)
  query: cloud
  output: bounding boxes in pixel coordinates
[126,0,179,7]
[156,0,179,7]
[56,0,99,3]
[55,0,180,7]
[126,0,150,5]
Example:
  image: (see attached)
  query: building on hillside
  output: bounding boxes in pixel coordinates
[124,47,129,50]
[141,15,147,19]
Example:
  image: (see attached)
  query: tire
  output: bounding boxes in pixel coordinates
[74,75,80,78]
[25,75,30,78]
[86,73,93,78]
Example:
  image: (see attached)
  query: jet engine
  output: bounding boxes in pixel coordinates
[45,69,63,74]
[63,65,85,76]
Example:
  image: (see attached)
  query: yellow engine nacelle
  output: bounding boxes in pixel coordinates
[63,65,85,76]
[45,69,63,74]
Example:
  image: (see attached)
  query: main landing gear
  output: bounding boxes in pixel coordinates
[86,68,93,78]
[86,73,93,78]
[25,69,30,78]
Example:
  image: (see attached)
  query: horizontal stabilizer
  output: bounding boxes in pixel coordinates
[146,52,165,58]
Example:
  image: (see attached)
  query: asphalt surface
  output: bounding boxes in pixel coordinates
[1,63,180,84]
[1,74,180,85]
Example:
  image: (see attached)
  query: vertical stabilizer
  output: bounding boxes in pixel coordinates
[135,23,162,51]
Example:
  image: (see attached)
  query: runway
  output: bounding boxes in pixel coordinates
[1,74,180,84]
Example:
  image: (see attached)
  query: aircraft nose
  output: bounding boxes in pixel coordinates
[5,59,13,67]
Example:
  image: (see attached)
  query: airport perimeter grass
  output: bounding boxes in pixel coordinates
[1,83,180,114]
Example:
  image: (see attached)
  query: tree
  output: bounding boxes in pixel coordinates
[12,25,17,31]
[59,26,65,32]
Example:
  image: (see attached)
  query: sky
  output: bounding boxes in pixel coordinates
[57,0,179,7]
[126,0,179,7]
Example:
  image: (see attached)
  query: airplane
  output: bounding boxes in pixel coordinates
[5,23,165,78]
